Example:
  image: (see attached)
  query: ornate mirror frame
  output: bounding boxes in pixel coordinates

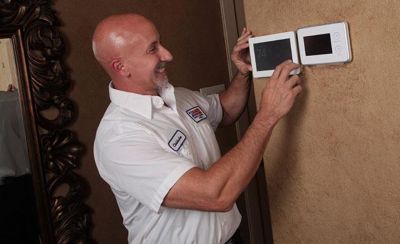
[0,1,91,243]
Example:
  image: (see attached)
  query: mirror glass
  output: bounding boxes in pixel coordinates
[0,38,40,243]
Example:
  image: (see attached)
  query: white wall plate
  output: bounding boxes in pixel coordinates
[297,22,352,65]
[249,31,300,78]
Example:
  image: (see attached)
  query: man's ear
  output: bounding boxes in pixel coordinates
[111,58,130,77]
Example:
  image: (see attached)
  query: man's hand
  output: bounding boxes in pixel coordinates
[231,27,253,76]
[259,60,302,125]
[164,62,303,212]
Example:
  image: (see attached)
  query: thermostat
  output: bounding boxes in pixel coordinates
[297,22,352,65]
[249,31,300,78]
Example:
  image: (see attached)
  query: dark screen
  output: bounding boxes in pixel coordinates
[304,33,332,56]
[254,39,292,71]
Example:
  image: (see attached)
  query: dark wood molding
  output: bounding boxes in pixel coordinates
[218,0,274,243]
[0,1,92,243]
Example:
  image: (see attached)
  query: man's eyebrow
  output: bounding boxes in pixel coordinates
[148,40,158,49]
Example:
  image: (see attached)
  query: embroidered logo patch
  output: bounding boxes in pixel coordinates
[168,130,186,152]
[186,106,207,123]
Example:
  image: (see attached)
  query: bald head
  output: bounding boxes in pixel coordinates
[91,13,173,95]
[92,13,155,70]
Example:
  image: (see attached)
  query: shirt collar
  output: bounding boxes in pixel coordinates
[109,82,177,119]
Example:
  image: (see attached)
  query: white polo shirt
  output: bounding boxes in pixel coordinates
[94,82,241,244]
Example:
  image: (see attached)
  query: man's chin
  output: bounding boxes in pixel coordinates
[156,78,169,90]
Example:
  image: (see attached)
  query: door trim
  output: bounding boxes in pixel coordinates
[219,1,274,243]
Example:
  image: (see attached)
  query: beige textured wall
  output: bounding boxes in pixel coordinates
[244,0,400,243]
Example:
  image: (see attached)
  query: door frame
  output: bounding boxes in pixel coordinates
[218,1,274,243]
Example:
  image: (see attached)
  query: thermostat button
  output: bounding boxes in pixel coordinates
[334,32,341,41]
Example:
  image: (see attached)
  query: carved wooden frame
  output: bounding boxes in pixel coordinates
[0,0,91,243]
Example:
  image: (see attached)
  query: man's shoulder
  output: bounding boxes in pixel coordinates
[101,102,146,122]
[96,103,145,140]
[174,87,206,102]
[174,87,195,95]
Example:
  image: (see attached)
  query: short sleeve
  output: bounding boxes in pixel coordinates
[97,128,196,213]
[204,93,223,130]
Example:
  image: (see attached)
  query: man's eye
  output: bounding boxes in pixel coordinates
[148,46,157,53]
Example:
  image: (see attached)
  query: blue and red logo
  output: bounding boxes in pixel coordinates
[186,106,207,123]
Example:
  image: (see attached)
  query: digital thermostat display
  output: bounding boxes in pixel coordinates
[248,22,352,77]
[297,22,352,65]
[249,31,300,78]
[303,34,332,56]
[254,39,292,71]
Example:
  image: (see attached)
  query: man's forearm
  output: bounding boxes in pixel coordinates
[205,111,276,208]
[163,61,301,212]
[162,110,276,212]
[219,71,251,126]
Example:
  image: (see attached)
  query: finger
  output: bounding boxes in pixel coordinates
[278,61,300,82]
[237,30,252,42]
[236,35,253,45]
[292,84,303,96]
[239,27,250,36]
[271,60,292,80]
[232,43,250,58]
[237,35,252,46]
[237,33,252,45]
[286,75,301,88]
[233,41,249,52]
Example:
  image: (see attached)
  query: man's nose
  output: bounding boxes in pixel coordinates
[159,45,173,61]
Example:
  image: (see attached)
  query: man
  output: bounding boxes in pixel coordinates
[93,13,302,244]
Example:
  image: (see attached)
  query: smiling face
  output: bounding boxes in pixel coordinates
[92,14,173,95]
[119,20,173,94]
